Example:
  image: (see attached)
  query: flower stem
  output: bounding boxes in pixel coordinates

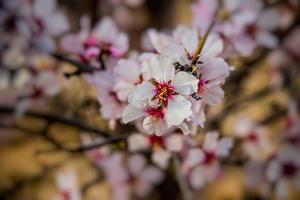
[173,155,194,200]
[192,1,220,65]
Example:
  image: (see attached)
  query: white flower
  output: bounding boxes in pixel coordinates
[266,145,300,199]
[127,133,184,168]
[54,168,80,200]
[122,55,198,134]
[148,26,223,65]
[113,54,151,101]
[196,58,231,105]
[235,117,272,159]
[182,131,233,189]
[127,154,163,197]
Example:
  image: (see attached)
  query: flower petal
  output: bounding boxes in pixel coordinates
[122,105,144,124]
[147,55,174,83]
[173,71,198,95]
[165,95,192,126]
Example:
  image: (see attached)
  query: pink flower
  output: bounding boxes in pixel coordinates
[266,145,300,198]
[285,27,300,59]
[192,0,281,56]
[101,153,163,199]
[113,53,151,101]
[128,133,184,168]
[19,0,70,52]
[85,70,126,129]
[148,26,224,65]
[54,168,80,200]
[16,70,61,115]
[196,58,231,105]
[235,117,272,159]
[60,16,128,66]
[81,133,110,166]
[122,55,198,134]
[182,131,233,189]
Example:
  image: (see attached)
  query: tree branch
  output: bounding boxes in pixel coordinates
[0,105,110,137]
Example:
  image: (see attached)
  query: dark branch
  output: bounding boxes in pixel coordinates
[51,52,97,73]
[0,105,110,137]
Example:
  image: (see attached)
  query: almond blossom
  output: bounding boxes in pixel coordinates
[235,117,272,159]
[85,70,126,129]
[181,131,233,189]
[196,58,231,105]
[19,0,70,52]
[266,145,300,198]
[54,168,81,200]
[148,25,224,65]
[128,133,185,169]
[122,55,198,134]
[60,16,128,68]
[192,0,281,56]
[113,53,151,101]
[17,71,60,114]
[101,152,163,200]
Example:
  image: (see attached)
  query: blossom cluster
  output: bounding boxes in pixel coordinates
[0,0,299,200]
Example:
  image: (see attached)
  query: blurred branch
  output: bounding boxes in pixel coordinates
[0,121,128,153]
[38,134,128,153]
[173,155,194,200]
[0,105,110,137]
[206,87,274,130]
[51,53,97,74]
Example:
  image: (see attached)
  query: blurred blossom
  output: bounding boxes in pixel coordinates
[54,168,81,200]
[235,117,272,159]
[182,131,233,189]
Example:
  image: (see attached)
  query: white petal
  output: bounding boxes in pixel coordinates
[92,17,118,42]
[33,0,56,17]
[114,58,140,83]
[147,55,174,83]
[165,95,192,126]
[216,138,233,157]
[189,166,205,189]
[45,12,69,36]
[201,85,224,105]
[152,150,171,169]
[183,148,204,171]
[128,81,154,106]
[203,131,219,151]
[257,31,278,48]
[165,135,183,152]
[173,25,198,54]
[143,116,169,135]
[201,33,223,59]
[140,166,163,184]
[113,81,135,102]
[121,105,144,124]
[128,154,146,176]
[148,29,174,53]
[199,58,230,86]
[128,134,150,152]
[173,72,198,95]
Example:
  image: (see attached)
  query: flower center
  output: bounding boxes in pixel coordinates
[197,79,207,94]
[281,162,298,178]
[61,190,71,200]
[246,131,258,143]
[203,151,216,164]
[151,79,175,107]
[149,135,165,147]
[145,107,165,120]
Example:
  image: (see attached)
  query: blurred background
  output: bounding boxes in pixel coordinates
[0,0,299,199]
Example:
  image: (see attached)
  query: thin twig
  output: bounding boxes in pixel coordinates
[0,105,110,137]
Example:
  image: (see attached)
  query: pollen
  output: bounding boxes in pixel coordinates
[151,79,176,107]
